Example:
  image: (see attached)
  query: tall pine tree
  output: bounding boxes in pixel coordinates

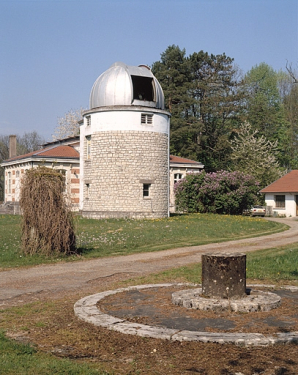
[152,46,244,171]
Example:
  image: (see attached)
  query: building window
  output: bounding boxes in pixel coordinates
[86,116,91,127]
[8,172,11,194]
[86,183,90,199]
[275,195,285,208]
[141,113,153,125]
[143,183,151,197]
[174,173,183,183]
[86,136,91,160]
[16,171,20,178]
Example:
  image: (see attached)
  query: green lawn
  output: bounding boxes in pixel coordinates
[128,243,298,285]
[0,214,297,374]
[0,331,107,375]
[1,242,298,374]
[0,213,287,269]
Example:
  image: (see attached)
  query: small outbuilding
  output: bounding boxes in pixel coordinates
[260,170,298,217]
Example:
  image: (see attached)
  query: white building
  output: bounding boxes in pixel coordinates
[80,62,170,219]
[260,170,298,217]
[1,62,204,216]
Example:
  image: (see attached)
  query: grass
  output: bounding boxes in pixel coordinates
[123,243,298,286]
[1,244,297,373]
[0,330,107,375]
[0,213,288,269]
[0,224,297,373]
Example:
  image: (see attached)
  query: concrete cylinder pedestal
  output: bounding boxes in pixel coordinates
[202,253,246,299]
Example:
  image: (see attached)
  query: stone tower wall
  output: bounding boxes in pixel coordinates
[82,130,169,219]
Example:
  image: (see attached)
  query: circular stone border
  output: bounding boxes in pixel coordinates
[74,283,298,346]
[172,288,281,312]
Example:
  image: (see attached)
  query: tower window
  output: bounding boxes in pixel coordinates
[86,116,91,127]
[141,113,153,125]
[131,76,154,101]
[86,183,90,199]
[143,183,151,197]
[86,136,91,159]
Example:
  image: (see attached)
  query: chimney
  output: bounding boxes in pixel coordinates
[9,135,17,158]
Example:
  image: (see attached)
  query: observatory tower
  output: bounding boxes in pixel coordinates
[80,62,170,219]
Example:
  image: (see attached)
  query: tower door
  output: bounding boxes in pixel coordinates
[296,195,298,216]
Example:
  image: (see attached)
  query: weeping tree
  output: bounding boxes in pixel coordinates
[20,166,76,256]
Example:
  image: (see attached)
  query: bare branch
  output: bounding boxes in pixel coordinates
[286,61,298,83]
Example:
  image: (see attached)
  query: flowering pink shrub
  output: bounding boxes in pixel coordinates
[174,170,260,214]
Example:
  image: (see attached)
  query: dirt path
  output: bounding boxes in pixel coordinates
[1,217,297,306]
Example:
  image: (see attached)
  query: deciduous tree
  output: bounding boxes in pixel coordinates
[52,108,85,140]
[229,122,283,188]
[281,71,298,169]
[244,63,290,167]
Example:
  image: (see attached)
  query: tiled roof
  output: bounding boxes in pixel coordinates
[260,170,298,193]
[4,147,200,166]
[4,145,79,162]
[170,155,202,165]
[38,145,79,158]
[42,135,80,147]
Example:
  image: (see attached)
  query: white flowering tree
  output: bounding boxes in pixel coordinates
[230,122,283,188]
[52,108,85,141]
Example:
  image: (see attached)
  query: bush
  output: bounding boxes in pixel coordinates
[174,170,260,215]
[20,166,76,255]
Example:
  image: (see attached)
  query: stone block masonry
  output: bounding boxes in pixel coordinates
[82,130,169,219]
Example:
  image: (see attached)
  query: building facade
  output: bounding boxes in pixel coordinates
[260,170,298,217]
[80,62,171,219]
[1,62,204,216]
[1,137,80,212]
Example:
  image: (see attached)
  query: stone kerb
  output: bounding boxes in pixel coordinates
[74,283,298,346]
[171,288,281,312]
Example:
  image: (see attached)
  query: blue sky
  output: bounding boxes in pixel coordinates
[1,0,297,141]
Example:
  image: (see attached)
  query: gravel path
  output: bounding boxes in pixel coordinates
[0,217,297,306]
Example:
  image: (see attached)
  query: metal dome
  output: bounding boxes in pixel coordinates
[89,62,165,110]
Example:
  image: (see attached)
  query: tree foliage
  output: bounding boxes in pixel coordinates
[52,108,85,141]
[244,63,290,167]
[19,166,76,256]
[175,170,260,215]
[16,131,45,155]
[152,45,244,171]
[282,80,298,168]
[152,49,298,173]
[229,122,283,188]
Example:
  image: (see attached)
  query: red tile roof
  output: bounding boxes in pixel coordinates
[4,145,79,162]
[39,145,79,158]
[5,147,200,166]
[260,170,298,193]
[170,155,202,165]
